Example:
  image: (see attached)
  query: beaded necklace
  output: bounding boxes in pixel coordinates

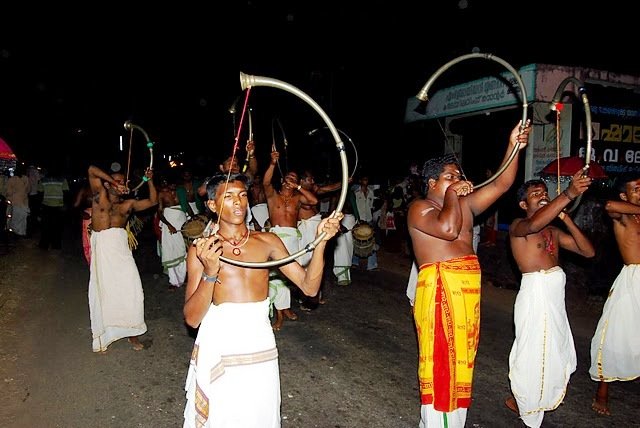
[217,228,250,256]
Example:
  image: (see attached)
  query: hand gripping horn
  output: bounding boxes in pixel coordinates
[549,77,592,213]
[415,52,529,189]
[123,121,155,191]
[217,72,349,269]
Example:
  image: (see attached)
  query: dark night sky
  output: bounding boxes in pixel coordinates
[1,1,638,180]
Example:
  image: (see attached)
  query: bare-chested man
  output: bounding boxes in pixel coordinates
[589,173,640,416]
[297,170,349,308]
[157,180,188,289]
[182,172,342,427]
[87,164,158,352]
[406,120,531,428]
[506,168,594,427]
[263,151,318,330]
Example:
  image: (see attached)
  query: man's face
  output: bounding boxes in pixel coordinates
[222,157,240,173]
[108,173,127,195]
[523,184,550,213]
[213,180,248,224]
[301,174,315,189]
[430,164,461,195]
[623,179,640,205]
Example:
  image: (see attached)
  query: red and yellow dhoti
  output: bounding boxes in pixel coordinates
[414,255,481,412]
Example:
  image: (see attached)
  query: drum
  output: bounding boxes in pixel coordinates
[181,214,209,244]
[352,223,375,258]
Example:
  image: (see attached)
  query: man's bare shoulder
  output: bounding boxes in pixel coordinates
[508,217,525,233]
[251,230,282,245]
[408,199,439,216]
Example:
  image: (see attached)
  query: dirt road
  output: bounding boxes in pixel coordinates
[0,222,637,427]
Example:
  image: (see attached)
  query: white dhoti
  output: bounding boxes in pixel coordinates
[297,213,322,267]
[508,267,576,428]
[89,228,147,352]
[8,204,29,236]
[183,299,280,428]
[419,405,467,428]
[590,264,640,382]
[161,206,188,287]
[251,203,269,230]
[406,261,418,306]
[333,213,356,285]
[268,226,301,310]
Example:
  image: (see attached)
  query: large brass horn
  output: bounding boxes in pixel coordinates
[123,121,155,191]
[415,52,529,189]
[549,77,592,213]
[216,72,349,269]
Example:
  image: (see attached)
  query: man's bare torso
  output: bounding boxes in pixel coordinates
[613,214,640,264]
[91,189,133,232]
[408,198,475,265]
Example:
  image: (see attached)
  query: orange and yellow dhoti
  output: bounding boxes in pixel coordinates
[414,255,481,412]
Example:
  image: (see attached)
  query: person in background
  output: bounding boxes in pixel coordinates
[589,172,640,416]
[27,164,42,237]
[177,168,205,219]
[263,150,318,330]
[506,169,594,427]
[249,172,269,231]
[157,180,188,290]
[352,174,378,271]
[73,180,93,266]
[87,164,157,352]
[5,164,30,237]
[333,186,358,286]
[38,164,69,250]
[407,120,531,428]
[297,169,347,309]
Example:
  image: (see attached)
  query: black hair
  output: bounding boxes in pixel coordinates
[516,179,546,202]
[615,172,640,193]
[205,173,248,200]
[422,153,459,182]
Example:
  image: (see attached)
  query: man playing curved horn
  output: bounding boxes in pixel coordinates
[589,172,640,416]
[406,120,531,428]
[87,164,157,352]
[263,150,318,330]
[182,172,342,427]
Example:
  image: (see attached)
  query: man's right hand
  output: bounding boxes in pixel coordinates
[449,180,474,197]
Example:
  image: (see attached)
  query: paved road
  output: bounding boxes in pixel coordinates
[0,222,637,427]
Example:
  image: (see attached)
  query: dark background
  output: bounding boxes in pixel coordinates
[1,1,638,181]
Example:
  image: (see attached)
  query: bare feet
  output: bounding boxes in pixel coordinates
[591,398,611,416]
[127,337,144,351]
[283,308,298,321]
[505,396,519,414]
[272,310,284,331]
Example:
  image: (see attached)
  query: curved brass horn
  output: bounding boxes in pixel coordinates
[549,77,592,213]
[123,121,155,191]
[215,72,349,269]
[415,52,529,189]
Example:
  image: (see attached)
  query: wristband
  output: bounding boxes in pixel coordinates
[201,272,219,283]
[562,189,576,201]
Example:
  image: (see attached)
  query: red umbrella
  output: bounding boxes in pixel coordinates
[0,136,16,160]
[540,156,607,179]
